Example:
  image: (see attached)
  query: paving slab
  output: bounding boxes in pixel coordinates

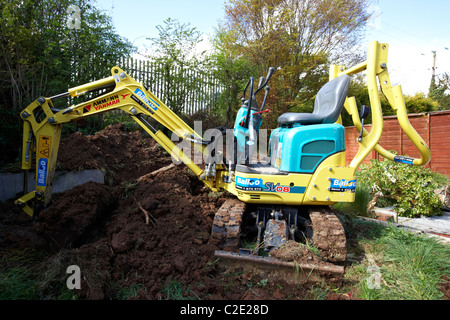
[0,170,104,202]
[372,207,450,243]
[397,212,450,236]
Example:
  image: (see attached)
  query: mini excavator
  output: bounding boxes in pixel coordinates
[15,41,431,278]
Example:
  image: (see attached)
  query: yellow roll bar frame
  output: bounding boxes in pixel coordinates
[330,41,431,168]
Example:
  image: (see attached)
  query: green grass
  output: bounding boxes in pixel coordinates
[333,183,373,217]
[0,249,42,300]
[1,248,82,300]
[115,284,144,300]
[0,266,40,299]
[344,219,450,300]
[159,280,200,300]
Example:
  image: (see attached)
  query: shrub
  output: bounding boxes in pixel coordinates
[358,159,447,218]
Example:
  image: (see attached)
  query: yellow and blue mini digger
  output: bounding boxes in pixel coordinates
[15,41,431,277]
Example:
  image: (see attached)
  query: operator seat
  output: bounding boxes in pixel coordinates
[277,74,351,126]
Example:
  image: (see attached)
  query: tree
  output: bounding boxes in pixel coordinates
[404,93,439,114]
[208,29,255,126]
[429,72,450,110]
[0,0,134,164]
[146,18,207,115]
[221,0,374,124]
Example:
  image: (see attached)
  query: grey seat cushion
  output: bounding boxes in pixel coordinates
[278,75,350,126]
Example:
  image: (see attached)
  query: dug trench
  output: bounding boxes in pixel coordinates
[0,123,355,300]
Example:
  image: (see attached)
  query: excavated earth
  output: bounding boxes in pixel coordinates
[1,123,359,300]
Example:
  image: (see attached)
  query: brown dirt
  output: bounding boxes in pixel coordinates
[0,123,353,300]
[270,240,324,265]
[56,123,173,184]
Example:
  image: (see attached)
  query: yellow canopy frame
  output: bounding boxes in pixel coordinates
[330,41,431,169]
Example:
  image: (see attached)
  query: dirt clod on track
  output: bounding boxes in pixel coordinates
[0,124,348,300]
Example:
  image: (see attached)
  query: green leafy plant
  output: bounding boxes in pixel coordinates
[358,159,447,217]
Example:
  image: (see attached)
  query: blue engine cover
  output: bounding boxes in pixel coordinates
[269,123,345,173]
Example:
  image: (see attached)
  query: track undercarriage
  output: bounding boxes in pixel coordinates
[210,198,347,284]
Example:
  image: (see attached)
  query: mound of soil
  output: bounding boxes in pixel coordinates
[0,124,349,300]
[57,123,172,184]
[270,240,323,264]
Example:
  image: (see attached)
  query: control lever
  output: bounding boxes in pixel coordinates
[244,77,255,128]
[241,79,251,103]
[358,105,370,142]
[259,86,270,112]
[239,109,269,127]
[257,76,265,90]
[253,109,269,115]
[254,67,275,96]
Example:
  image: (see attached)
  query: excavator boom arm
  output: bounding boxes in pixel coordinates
[16,66,216,217]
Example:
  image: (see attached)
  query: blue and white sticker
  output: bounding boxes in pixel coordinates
[235,177,306,194]
[37,158,48,187]
[134,88,159,111]
[235,176,263,191]
[394,156,414,165]
[330,178,357,192]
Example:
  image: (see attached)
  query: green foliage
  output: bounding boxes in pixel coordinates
[358,159,447,217]
[207,29,255,126]
[0,0,133,109]
[0,108,23,165]
[404,93,439,114]
[333,182,373,217]
[102,112,141,132]
[429,72,450,110]
[0,0,134,165]
[145,18,207,115]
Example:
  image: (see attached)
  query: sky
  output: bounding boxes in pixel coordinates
[94,0,450,95]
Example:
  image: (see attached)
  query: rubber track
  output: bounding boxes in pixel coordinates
[210,198,245,248]
[309,207,347,262]
[211,200,346,262]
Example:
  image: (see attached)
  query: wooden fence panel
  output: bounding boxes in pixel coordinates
[344,110,450,177]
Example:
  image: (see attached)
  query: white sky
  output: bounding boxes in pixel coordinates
[95,0,450,95]
[363,0,450,95]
